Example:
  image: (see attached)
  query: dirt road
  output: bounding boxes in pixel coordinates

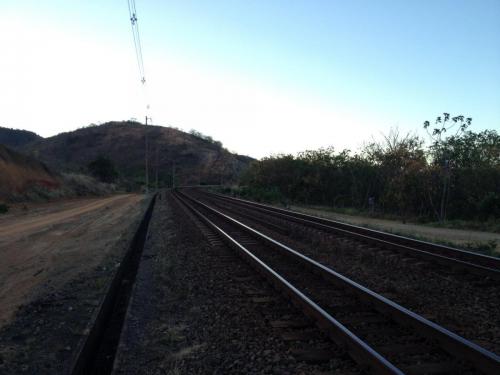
[0,194,144,328]
[290,205,500,254]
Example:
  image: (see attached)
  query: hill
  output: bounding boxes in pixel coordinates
[0,127,42,148]
[20,121,253,187]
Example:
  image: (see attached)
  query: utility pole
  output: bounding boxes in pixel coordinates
[144,116,152,194]
[171,161,175,189]
[155,145,159,191]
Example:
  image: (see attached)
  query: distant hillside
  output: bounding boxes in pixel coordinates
[20,121,253,187]
[0,127,42,148]
[0,144,59,201]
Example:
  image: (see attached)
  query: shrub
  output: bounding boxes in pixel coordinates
[478,192,500,219]
[88,156,118,183]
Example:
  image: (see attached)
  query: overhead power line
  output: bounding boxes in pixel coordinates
[127,0,146,85]
[126,0,152,194]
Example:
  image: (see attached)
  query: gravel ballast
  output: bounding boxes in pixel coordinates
[113,192,362,374]
[205,197,500,355]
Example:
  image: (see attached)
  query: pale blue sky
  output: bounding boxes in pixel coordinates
[2,0,499,157]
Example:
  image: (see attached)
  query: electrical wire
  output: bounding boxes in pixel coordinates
[127,0,147,87]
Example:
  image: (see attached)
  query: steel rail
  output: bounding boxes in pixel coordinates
[209,198,290,235]
[179,190,500,375]
[173,191,405,375]
[202,191,500,280]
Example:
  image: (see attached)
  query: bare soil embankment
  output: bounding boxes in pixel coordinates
[0,144,60,201]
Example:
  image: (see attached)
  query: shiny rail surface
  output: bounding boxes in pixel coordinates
[176,190,500,375]
[200,191,500,280]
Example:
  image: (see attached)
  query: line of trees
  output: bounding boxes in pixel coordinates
[240,115,500,222]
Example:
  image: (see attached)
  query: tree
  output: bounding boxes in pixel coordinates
[363,128,427,217]
[88,156,118,183]
[423,113,471,222]
[238,123,498,222]
[430,129,500,219]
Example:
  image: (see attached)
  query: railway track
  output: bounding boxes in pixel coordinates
[197,191,500,280]
[175,190,500,375]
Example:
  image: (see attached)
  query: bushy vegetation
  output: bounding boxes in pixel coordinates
[189,129,223,148]
[240,115,500,226]
[87,156,118,183]
[61,173,117,196]
[0,127,41,147]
